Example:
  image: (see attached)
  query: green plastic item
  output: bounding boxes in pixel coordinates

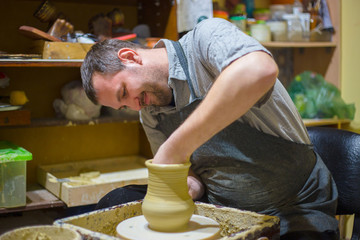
[256,20,266,24]
[0,141,32,163]
[287,71,356,120]
[229,15,246,21]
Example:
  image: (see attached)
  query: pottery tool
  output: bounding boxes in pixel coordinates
[19,25,61,42]
[112,33,137,41]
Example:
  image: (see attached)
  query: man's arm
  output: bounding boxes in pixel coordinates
[153,51,278,164]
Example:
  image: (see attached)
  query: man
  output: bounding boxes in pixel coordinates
[81,18,339,239]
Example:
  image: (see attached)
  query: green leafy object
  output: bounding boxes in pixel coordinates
[287,71,356,120]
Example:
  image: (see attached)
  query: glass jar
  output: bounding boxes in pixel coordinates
[282,14,303,41]
[266,20,287,41]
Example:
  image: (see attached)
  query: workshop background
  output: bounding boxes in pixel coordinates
[0,0,359,239]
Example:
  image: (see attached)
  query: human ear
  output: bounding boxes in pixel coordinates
[117,48,142,64]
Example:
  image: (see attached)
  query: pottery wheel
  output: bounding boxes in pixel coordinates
[116,214,221,240]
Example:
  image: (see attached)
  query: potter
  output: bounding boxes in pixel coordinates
[142,159,195,232]
[82,18,339,239]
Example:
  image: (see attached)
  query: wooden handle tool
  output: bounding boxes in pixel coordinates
[19,25,61,42]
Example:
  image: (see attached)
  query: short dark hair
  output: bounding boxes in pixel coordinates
[80,39,147,104]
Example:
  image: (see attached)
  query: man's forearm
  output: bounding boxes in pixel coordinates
[153,51,278,164]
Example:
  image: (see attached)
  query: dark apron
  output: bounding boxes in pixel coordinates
[154,41,338,235]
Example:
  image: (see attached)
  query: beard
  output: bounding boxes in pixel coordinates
[141,83,173,107]
[138,65,173,107]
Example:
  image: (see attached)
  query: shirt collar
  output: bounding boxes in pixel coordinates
[144,39,189,114]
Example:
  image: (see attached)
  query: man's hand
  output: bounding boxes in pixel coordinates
[152,142,189,164]
[187,169,205,200]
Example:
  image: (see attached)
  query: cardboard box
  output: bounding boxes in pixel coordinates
[0,141,32,208]
[33,40,93,59]
[54,201,280,240]
[37,156,148,207]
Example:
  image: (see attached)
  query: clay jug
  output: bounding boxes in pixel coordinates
[142,160,195,232]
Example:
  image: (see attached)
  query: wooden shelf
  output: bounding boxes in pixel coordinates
[18,0,138,5]
[0,41,337,68]
[0,59,83,67]
[31,115,140,127]
[262,41,337,48]
[0,115,140,128]
[303,118,351,129]
[0,185,65,215]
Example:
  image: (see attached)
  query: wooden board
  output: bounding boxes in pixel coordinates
[0,53,42,59]
[0,109,31,126]
[32,40,93,59]
[37,156,148,207]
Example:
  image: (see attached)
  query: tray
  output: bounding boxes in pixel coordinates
[54,201,280,240]
[37,156,148,207]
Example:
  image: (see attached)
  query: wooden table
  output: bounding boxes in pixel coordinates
[0,185,65,214]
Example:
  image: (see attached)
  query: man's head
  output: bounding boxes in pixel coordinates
[81,39,172,111]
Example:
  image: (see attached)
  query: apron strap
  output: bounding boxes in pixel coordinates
[170,40,197,99]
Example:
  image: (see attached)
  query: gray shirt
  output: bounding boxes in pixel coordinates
[140,18,310,154]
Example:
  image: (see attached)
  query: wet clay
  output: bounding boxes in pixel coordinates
[141,159,195,232]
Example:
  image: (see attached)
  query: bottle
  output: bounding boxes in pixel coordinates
[230,15,247,32]
[243,0,255,18]
[293,0,303,15]
[230,4,247,32]
[308,2,321,30]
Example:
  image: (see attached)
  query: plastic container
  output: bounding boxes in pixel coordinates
[269,4,292,20]
[213,10,229,20]
[0,141,32,208]
[250,20,271,42]
[230,15,247,32]
[266,20,288,41]
[253,8,271,21]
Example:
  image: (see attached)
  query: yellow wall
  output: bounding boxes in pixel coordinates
[342,0,360,130]
[341,0,360,235]
[0,122,142,184]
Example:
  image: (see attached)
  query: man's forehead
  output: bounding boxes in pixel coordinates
[92,74,119,108]
[93,72,118,85]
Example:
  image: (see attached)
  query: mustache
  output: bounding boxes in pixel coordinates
[140,92,146,106]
